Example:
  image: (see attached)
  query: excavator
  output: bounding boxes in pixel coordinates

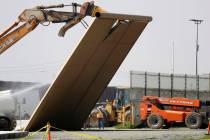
[0,1,104,55]
[0,1,104,131]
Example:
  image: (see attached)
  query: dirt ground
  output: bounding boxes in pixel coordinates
[18,128,208,140]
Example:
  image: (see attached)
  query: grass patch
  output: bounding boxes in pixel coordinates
[114,122,134,129]
[170,136,196,140]
[201,135,210,140]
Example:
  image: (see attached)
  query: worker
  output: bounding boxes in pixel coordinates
[96,110,104,129]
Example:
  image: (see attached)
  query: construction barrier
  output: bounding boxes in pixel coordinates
[21,123,105,140]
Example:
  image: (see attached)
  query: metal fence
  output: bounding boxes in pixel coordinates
[130,71,210,100]
[130,71,210,126]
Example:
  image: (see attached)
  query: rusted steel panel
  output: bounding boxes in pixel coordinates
[25,13,151,131]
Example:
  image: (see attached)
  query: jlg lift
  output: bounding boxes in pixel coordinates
[140,96,210,129]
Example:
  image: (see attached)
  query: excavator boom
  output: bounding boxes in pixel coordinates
[0,1,105,55]
[0,20,38,54]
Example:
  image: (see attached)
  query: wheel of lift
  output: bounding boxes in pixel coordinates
[185,112,202,129]
[147,114,163,129]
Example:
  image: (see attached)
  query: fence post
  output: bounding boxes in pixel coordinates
[171,74,173,98]
[184,74,187,98]
[158,73,161,97]
[131,103,134,126]
[130,71,133,89]
[145,72,147,96]
[130,71,134,107]
[197,75,199,99]
[209,73,210,96]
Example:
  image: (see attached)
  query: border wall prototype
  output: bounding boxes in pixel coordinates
[25,13,152,131]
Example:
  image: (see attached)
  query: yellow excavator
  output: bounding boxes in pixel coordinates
[0,1,104,54]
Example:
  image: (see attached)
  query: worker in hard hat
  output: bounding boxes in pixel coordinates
[96,109,104,129]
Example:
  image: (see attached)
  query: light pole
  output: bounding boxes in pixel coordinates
[189,19,203,98]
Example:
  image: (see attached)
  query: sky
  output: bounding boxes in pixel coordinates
[0,0,209,86]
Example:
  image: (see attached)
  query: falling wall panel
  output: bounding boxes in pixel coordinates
[25,13,152,131]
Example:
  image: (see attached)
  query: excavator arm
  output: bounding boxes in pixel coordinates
[0,19,38,54]
[0,1,105,55]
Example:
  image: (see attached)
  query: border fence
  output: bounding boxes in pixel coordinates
[130,71,210,126]
[130,71,210,100]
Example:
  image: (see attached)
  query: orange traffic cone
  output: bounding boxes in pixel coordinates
[47,122,51,140]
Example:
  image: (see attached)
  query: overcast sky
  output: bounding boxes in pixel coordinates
[0,0,209,86]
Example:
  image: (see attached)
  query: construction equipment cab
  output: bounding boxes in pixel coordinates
[140,96,210,129]
[0,1,105,55]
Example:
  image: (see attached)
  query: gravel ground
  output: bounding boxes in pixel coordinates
[12,121,209,140]
[18,128,207,140]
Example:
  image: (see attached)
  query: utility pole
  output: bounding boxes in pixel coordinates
[189,19,203,99]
